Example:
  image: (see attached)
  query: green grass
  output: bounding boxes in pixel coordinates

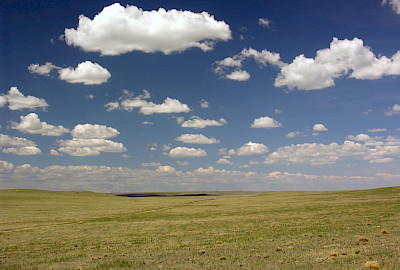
[0,187,399,269]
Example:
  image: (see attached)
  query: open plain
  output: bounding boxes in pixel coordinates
[0,187,399,269]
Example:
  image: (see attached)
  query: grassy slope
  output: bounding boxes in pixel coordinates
[0,187,399,269]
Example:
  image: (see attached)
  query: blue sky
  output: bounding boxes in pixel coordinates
[1,0,400,192]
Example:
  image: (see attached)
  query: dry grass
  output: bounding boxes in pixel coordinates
[0,187,399,269]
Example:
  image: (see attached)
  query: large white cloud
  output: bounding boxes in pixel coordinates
[58,61,111,85]
[275,37,400,90]
[251,116,282,129]
[385,104,400,116]
[264,135,400,165]
[216,38,400,90]
[28,61,110,85]
[180,116,227,129]
[237,141,269,156]
[383,0,400,14]
[58,138,126,156]
[11,113,69,136]
[175,134,220,144]
[106,90,190,115]
[64,3,232,55]
[2,87,48,111]
[71,124,119,139]
[169,147,207,158]
[0,134,41,155]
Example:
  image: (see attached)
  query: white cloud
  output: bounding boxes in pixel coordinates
[180,116,227,129]
[225,70,251,81]
[107,90,190,115]
[175,134,219,144]
[313,124,328,132]
[216,158,233,165]
[58,138,126,156]
[368,128,387,133]
[385,104,400,116]
[64,3,232,55]
[216,38,400,90]
[200,100,209,108]
[214,47,284,80]
[274,109,282,114]
[169,147,207,158]
[258,18,271,28]
[71,124,119,139]
[251,116,282,129]
[0,134,41,155]
[275,37,400,90]
[286,131,300,138]
[28,62,60,76]
[2,87,48,111]
[11,113,69,136]
[58,61,111,85]
[50,149,61,156]
[264,141,368,165]
[382,0,400,14]
[142,121,154,125]
[0,96,6,108]
[265,135,400,165]
[237,141,269,156]
[156,165,177,174]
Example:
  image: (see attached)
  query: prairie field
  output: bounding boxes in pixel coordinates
[0,187,399,269]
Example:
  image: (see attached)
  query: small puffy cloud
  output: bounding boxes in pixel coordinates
[156,165,177,174]
[368,128,387,133]
[58,61,111,85]
[237,141,269,156]
[169,147,207,158]
[11,113,69,136]
[382,0,400,14]
[214,47,284,81]
[142,121,154,125]
[50,149,61,156]
[385,104,400,116]
[64,3,232,55]
[58,138,126,156]
[225,70,251,81]
[251,116,282,129]
[216,158,233,165]
[0,134,41,155]
[180,116,227,129]
[175,134,220,144]
[258,18,271,28]
[28,62,60,76]
[313,124,328,132]
[275,37,400,90]
[107,90,190,115]
[200,100,209,108]
[141,162,161,167]
[274,109,282,114]
[2,87,48,111]
[286,131,300,138]
[71,124,119,139]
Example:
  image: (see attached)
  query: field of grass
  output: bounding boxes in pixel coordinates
[0,187,399,269]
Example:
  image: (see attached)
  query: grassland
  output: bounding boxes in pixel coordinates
[0,187,399,269]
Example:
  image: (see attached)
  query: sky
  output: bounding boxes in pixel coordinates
[1,0,400,192]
